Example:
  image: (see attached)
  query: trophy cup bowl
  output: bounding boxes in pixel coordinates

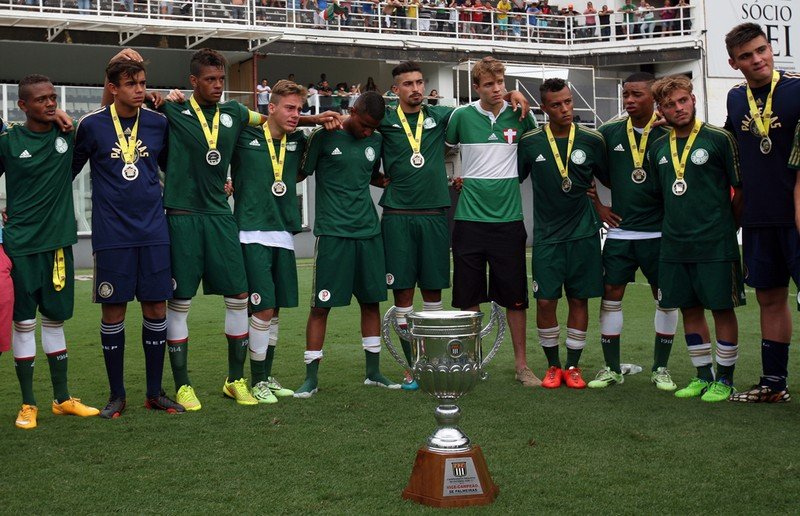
[382,302,505,507]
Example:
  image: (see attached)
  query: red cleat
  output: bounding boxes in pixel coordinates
[563,367,586,389]
[541,366,563,389]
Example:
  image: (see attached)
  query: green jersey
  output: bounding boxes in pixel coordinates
[518,124,607,244]
[0,125,77,256]
[446,102,537,223]
[790,120,800,170]
[301,127,383,239]
[647,122,741,263]
[378,105,453,209]
[231,127,307,233]
[161,100,254,215]
[597,117,669,232]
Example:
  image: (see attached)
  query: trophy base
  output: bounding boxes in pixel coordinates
[401,445,499,508]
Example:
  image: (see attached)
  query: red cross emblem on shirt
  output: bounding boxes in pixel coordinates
[503,128,517,144]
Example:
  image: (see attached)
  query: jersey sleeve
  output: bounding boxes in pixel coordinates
[517,132,533,183]
[438,105,456,129]
[371,136,383,177]
[444,108,461,146]
[523,111,537,131]
[720,129,742,187]
[72,119,92,176]
[592,132,609,184]
[789,121,800,171]
[300,128,323,177]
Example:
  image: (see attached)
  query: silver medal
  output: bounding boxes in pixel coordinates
[271,180,287,197]
[122,163,139,181]
[631,168,647,184]
[672,179,687,196]
[561,177,572,193]
[760,136,772,155]
[410,152,425,169]
[206,149,222,166]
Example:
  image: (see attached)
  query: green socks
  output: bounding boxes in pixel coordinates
[653,334,674,371]
[168,341,190,390]
[15,358,36,405]
[46,351,70,403]
[227,335,249,381]
[600,335,622,373]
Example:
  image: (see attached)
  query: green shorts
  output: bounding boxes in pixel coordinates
[311,235,387,308]
[242,243,298,311]
[603,237,661,287]
[11,247,74,321]
[658,260,746,310]
[168,214,247,298]
[381,211,450,291]
[532,235,603,300]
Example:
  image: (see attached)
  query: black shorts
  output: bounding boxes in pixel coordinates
[451,220,528,309]
[742,226,800,290]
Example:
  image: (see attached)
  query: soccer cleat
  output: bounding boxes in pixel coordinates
[266,376,294,397]
[515,366,543,387]
[701,381,734,402]
[587,367,624,389]
[15,404,38,430]
[100,397,127,419]
[674,378,711,398]
[52,397,100,417]
[252,381,279,404]
[293,378,319,399]
[145,392,186,414]
[541,366,563,389]
[563,367,587,389]
[651,367,677,391]
[402,370,419,391]
[222,378,259,406]
[729,384,791,403]
[176,384,202,412]
[364,374,401,389]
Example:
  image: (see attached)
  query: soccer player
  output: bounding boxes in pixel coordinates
[649,75,745,402]
[587,72,679,390]
[723,23,800,403]
[72,56,184,418]
[294,91,399,398]
[517,78,607,389]
[380,60,535,388]
[0,74,100,429]
[229,80,309,403]
[445,57,540,387]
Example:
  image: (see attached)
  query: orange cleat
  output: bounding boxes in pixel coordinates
[541,366,563,389]
[563,367,587,389]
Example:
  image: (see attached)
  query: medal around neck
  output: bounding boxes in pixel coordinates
[561,176,573,193]
[631,168,647,184]
[122,163,139,181]
[760,136,772,155]
[271,180,287,197]
[410,152,425,169]
[672,179,687,196]
[206,149,222,166]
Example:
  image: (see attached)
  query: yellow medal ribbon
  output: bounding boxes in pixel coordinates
[669,118,703,182]
[52,248,66,291]
[396,108,424,155]
[263,123,287,184]
[745,70,779,139]
[626,112,656,169]
[545,122,576,181]
[110,104,140,164]
[189,95,220,151]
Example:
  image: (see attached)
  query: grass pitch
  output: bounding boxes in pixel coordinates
[1,257,800,514]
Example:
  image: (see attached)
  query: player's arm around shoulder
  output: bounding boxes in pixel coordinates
[299,126,325,180]
[516,127,541,183]
[444,105,466,146]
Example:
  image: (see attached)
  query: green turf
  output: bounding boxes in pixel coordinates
[1,258,800,514]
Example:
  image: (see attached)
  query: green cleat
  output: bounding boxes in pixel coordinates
[364,373,401,389]
[222,378,259,406]
[701,381,734,402]
[587,367,624,389]
[674,378,710,398]
[266,376,294,397]
[651,367,677,392]
[293,378,319,399]
[252,381,279,404]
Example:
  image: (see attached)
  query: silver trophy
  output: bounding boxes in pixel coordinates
[382,303,505,452]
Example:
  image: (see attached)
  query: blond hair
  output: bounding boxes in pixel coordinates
[472,57,506,85]
[651,75,693,104]
[270,80,308,103]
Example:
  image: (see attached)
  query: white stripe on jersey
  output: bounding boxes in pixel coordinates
[460,143,517,180]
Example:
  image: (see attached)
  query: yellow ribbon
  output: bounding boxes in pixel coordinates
[52,248,66,291]
[745,70,779,139]
[396,108,424,155]
[626,112,656,169]
[263,123,287,184]
[109,104,140,165]
[189,95,220,151]
[545,122,576,181]
[669,118,702,181]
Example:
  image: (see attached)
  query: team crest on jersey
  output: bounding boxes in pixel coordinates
[503,128,517,144]
[570,149,586,165]
[220,113,234,128]
[690,148,709,165]
[365,146,376,162]
[54,137,68,154]
[97,282,114,299]
[286,142,298,152]
[250,293,262,305]
[532,280,539,293]
[386,273,395,286]
[318,289,331,302]
[423,117,437,129]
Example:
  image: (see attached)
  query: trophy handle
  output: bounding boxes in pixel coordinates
[480,301,505,369]
[382,306,411,370]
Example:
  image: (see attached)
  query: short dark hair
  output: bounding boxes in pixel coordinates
[725,23,767,58]
[392,61,422,78]
[106,59,146,86]
[190,48,227,76]
[18,74,52,100]
[353,91,385,121]
[540,78,568,102]
[623,72,656,85]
